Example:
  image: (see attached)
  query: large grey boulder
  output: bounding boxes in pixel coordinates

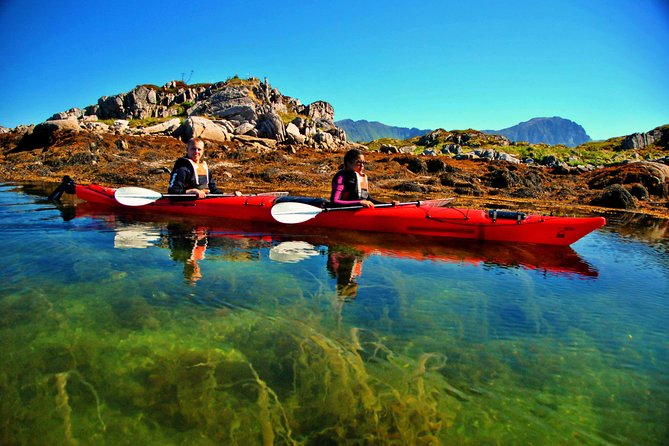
[111,120,130,133]
[306,101,339,133]
[621,128,668,151]
[136,118,181,135]
[35,118,82,133]
[285,122,306,144]
[257,111,286,142]
[125,85,158,119]
[49,108,83,121]
[312,131,336,149]
[234,122,256,135]
[306,101,334,122]
[97,94,127,119]
[189,86,258,123]
[178,116,229,143]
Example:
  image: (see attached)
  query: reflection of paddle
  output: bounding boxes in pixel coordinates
[114,187,288,206]
[269,241,320,263]
[271,198,454,224]
[113,224,161,249]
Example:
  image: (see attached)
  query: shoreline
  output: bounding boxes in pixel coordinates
[1,131,668,221]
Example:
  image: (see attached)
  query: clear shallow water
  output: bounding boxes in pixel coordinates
[1,183,668,445]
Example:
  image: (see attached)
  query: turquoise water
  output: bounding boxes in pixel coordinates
[1,182,667,445]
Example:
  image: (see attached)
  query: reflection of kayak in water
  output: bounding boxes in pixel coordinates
[65,181,605,246]
[73,200,600,278]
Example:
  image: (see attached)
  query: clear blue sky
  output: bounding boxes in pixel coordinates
[1,0,667,140]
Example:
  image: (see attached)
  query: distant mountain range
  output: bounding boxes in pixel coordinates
[335,119,431,143]
[482,117,591,147]
[337,116,591,147]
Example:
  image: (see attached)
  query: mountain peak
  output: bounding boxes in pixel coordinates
[335,119,431,143]
[483,117,591,147]
[337,117,591,147]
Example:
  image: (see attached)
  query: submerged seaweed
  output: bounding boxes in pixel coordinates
[0,286,466,445]
[2,276,667,445]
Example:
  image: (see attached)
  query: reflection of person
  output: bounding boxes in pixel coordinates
[168,138,239,199]
[326,247,364,299]
[167,224,208,285]
[330,148,398,208]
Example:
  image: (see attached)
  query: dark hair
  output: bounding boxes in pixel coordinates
[343,148,362,166]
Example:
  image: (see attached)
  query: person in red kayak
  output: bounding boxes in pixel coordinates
[330,148,397,208]
[168,138,235,198]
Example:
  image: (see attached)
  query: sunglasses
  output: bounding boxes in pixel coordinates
[354,160,366,166]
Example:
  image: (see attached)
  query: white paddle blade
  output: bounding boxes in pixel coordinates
[271,202,323,224]
[114,187,164,206]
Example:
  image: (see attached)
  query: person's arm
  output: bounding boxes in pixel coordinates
[207,178,223,195]
[168,166,189,194]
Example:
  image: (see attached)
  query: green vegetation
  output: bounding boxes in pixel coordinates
[501,136,664,165]
[224,75,261,88]
[278,111,299,125]
[99,114,186,128]
[127,115,182,128]
[365,137,415,151]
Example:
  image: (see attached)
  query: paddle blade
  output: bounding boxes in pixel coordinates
[271,201,323,224]
[114,187,164,206]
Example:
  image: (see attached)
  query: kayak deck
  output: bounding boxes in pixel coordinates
[73,184,606,246]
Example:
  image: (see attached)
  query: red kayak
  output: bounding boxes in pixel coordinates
[69,182,606,246]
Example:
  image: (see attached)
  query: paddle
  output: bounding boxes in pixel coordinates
[271,198,454,224]
[114,187,288,207]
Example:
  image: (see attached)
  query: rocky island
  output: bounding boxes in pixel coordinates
[1,77,668,220]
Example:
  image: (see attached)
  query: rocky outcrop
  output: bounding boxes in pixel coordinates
[32,78,350,151]
[392,155,428,174]
[590,184,637,209]
[587,161,669,199]
[94,83,207,120]
[485,165,548,198]
[438,166,483,196]
[189,85,258,122]
[620,127,669,151]
[417,129,510,149]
